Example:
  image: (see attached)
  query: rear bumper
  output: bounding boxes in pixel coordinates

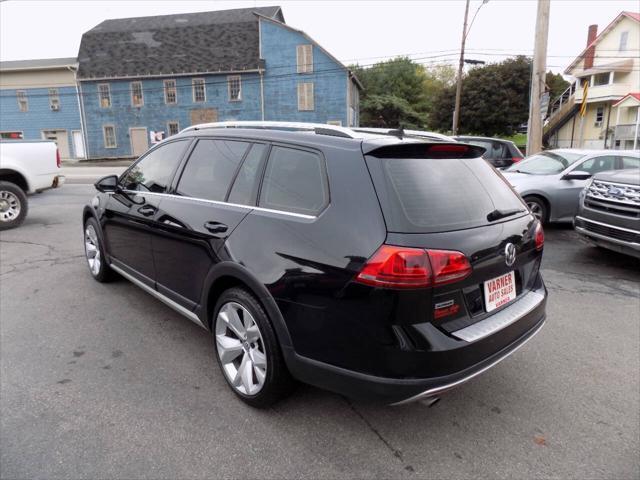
[575,216,640,258]
[284,284,546,405]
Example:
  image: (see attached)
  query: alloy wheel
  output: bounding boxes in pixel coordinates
[84,224,101,276]
[527,201,543,221]
[0,190,21,223]
[215,301,267,395]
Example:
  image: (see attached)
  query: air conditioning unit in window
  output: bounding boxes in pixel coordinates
[594,121,602,128]
[50,104,60,111]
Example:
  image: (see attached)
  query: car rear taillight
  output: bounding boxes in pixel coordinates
[535,222,544,251]
[56,148,61,168]
[355,245,471,289]
[512,156,523,163]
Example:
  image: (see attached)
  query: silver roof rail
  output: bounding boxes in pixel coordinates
[180,121,358,139]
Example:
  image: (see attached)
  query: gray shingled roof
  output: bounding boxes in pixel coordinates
[77,6,283,80]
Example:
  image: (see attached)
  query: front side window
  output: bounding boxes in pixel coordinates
[297,82,314,111]
[48,88,60,109]
[176,139,250,201]
[98,83,111,108]
[296,44,313,73]
[164,79,177,104]
[103,125,117,148]
[506,151,585,175]
[16,90,28,112]
[578,156,616,174]
[228,75,242,101]
[259,146,328,215]
[167,121,180,136]
[131,81,144,107]
[120,140,189,193]
[192,78,206,103]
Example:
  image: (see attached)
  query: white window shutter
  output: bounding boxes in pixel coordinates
[306,83,314,110]
[297,46,304,74]
[298,83,305,110]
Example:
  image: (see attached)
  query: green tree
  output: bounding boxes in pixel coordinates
[352,57,430,129]
[430,56,533,136]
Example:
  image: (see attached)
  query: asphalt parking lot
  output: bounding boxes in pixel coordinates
[1,182,639,480]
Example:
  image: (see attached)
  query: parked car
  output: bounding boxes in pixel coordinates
[83,121,547,407]
[454,136,523,168]
[502,149,640,223]
[575,168,640,258]
[0,139,65,230]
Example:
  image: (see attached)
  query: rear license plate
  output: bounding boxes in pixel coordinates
[483,271,516,312]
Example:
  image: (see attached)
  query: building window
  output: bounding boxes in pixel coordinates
[98,84,111,108]
[297,44,313,73]
[131,81,143,107]
[297,82,314,111]
[593,72,610,86]
[164,79,177,104]
[167,121,180,136]
[16,90,28,112]
[103,125,117,148]
[595,106,604,126]
[48,88,60,110]
[192,78,206,102]
[619,31,629,51]
[327,120,342,126]
[228,75,242,101]
[0,131,24,139]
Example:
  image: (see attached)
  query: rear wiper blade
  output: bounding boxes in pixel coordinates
[487,208,525,222]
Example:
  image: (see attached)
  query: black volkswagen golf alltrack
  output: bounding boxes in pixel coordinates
[83,122,547,407]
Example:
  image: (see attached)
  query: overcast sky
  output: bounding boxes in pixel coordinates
[1,0,638,75]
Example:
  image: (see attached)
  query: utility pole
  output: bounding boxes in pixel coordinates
[526,0,551,155]
[452,0,471,136]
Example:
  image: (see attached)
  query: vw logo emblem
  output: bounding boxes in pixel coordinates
[504,243,516,267]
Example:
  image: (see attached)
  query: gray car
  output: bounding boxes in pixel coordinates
[501,149,640,223]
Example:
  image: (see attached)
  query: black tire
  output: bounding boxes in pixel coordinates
[83,217,114,282]
[0,181,28,231]
[524,196,549,224]
[212,287,295,408]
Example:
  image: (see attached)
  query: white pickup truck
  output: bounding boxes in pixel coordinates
[0,140,66,230]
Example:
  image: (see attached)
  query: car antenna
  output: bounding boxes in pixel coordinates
[388,125,405,139]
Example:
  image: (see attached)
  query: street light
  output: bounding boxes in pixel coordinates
[452,0,489,135]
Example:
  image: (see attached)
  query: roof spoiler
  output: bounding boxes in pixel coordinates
[364,142,486,159]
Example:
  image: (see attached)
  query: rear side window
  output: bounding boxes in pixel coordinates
[121,140,188,193]
[621,156,640,169]
[462,140,505,159]
[259,146,328,215]
[366,155,526,233]
[228,143,267,205]
[176,139,250,201]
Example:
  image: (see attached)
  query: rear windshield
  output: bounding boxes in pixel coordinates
[366,155,526,233]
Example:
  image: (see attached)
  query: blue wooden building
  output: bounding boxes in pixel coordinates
[76,6,361,159]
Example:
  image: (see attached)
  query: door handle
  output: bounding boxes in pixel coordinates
[204,221,228,234]
[137,205,157,217]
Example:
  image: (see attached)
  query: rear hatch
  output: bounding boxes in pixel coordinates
[362,142,543,335]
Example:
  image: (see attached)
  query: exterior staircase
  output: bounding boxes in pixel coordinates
[543,83,578,144]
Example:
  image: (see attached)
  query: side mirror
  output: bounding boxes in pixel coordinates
[94,174,119,193]
[562,170,592,181]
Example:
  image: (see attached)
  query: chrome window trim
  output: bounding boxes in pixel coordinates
[576,216,640,234]
[110,263,206,329]
[121,189,317,220]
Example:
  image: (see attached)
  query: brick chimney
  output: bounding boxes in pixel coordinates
[584,24,598,69]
